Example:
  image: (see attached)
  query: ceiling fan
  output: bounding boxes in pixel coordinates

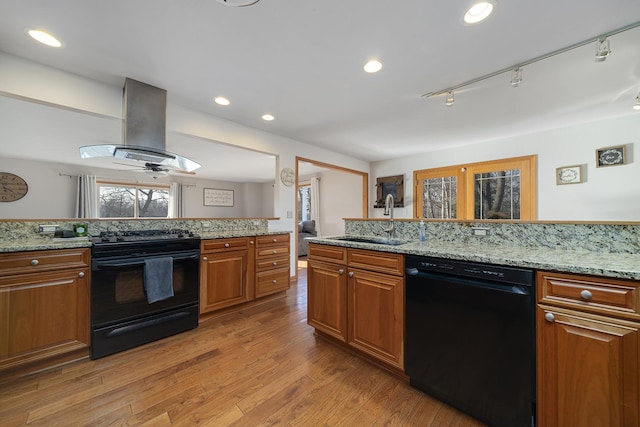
[114,162,196,178]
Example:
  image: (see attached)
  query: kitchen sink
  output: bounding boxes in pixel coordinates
[327,236,407,246]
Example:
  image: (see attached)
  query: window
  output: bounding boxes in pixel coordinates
[298,185,311,222]
[98,182,170,218]
[414,155,536,220]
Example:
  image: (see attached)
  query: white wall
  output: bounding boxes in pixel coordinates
[370,114,640,221]
[317,169,363,236]
[0,157,273,219]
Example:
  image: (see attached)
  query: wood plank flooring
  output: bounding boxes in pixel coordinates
[0,262,485,426]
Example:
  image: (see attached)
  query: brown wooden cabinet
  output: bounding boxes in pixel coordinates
[537,271,640,427]
[255,234,290,298]
[200,233,291,314]
[200,237,255,314]
[0,248,90,375]
[307,243,405,370]
[307,245,348,342]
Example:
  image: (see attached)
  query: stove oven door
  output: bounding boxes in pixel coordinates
[90,250,200,358]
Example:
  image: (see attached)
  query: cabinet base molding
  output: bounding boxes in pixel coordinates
[199,290,288,323]
[0,347,89,381]
[313,329,407,381]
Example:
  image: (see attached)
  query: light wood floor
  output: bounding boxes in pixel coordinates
[0,263,485,426]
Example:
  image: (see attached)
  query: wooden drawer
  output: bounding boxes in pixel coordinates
[537,271,640,320]
[308,243,347,265]
[256,234,289,247]
[348,249,404,276]
[256,255,289,272]
[0,248,90,277]
[201,237,252,254]
[256,267,290,297]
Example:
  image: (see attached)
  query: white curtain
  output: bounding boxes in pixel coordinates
[168,182,183,218]
[310,177,321,236]
[76,175,98,218]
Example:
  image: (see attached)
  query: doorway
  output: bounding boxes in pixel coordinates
[295,157,368,271]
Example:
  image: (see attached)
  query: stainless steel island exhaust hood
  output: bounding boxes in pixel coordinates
[80,78,201,173]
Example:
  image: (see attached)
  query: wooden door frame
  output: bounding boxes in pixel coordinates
[293,157,368,280]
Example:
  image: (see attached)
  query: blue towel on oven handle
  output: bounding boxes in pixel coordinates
[144,257,174,304]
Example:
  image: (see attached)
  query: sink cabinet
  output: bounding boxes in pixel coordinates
[536,271,640,427]
[0,248,91,376]
[307,243,404,370]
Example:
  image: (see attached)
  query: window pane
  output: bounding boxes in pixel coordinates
[138,188,169,218]
[474,169,520,219]
[298,186,311,222]
[100,186,135,218]
[421,176,457,219]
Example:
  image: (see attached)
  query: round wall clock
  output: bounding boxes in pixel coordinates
[0,172,29,202]
[280,167,295,187]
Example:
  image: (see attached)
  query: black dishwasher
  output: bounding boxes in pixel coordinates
[405,255,535,427]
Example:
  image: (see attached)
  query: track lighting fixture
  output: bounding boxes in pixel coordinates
[445,91,455,107]
[634,94,640,111]
[510,68,523,87]
[595,38,611,62]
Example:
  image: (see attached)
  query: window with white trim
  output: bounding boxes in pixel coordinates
[98,182,170,218]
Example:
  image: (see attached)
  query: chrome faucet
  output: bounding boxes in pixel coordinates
[382,193,395,239]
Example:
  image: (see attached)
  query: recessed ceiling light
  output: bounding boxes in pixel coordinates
[262,114,275,121]
[216,0,260,6]
[364,59,383,73]
[463,1,495,24]
[214,96,230,106]
[26,29,63,47]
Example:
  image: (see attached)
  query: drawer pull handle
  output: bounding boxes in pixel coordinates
[272,279,277,284]
[250,241,254,245]
[78,271,85,278]
[580,290,593,300]
[544,312,555,323]
[31,259,39,266]
[338,269,345,275]
[272,250,277,254]
[202,256,208,261]
[348,272,355,278]
[273,262,278,266]
[272,238,277,243]
[224,243,230,248]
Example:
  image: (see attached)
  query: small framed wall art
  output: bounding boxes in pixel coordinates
[204,188,234,206]
[596,145,626,167]
[556,165,583,185]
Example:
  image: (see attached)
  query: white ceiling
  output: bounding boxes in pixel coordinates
[0,1,639,181]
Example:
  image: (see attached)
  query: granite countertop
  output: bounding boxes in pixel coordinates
[0,230,291,253]
[307,236,640,281]
[0,238,93,253]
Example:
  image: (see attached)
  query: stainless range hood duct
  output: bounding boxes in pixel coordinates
[80,78,201,173]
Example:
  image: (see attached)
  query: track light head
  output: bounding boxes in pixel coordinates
[595,38,611,62]
[511,68,523,87]
[445,91,455,107]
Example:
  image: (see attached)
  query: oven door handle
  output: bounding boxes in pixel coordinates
[94,253,199,268]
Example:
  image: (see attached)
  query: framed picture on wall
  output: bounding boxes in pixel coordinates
[596,145,626,167]
[556,165,583,185]
[203,188,234,206]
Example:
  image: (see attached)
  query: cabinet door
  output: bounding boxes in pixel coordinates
[537,306,640,427]
[348,269,404,369]
[307,260,347,342]
[200,250,249,313]
[0,269,90,371]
